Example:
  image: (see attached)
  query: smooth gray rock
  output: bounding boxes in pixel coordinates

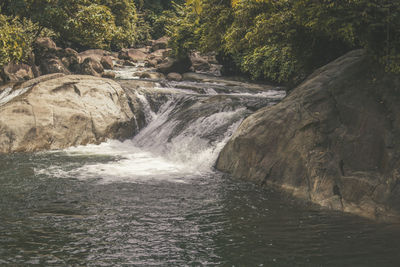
[217,50,400,222]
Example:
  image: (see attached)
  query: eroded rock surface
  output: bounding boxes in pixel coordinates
[217,50,400,222]
[0,74,143,153]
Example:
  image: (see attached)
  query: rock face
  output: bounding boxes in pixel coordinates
[40,58,71,75]
[118,48,147,62]
[217,50,400,222]
[0,74,143,153]
[156,57,191,74]
[167,72,182,81]
[79,58,104,77]
[1,62,34,82]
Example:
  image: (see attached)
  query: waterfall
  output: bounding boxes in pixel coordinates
[34,65,285,183]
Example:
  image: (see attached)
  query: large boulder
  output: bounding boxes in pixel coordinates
[79,57,104,77]
[189,52,221,75]
[100,56,114,70]
[35,37,57,50]
[40,58,71,75]
[34,38,79,75]
[78,49,110,62]
[217,50,400,222]
[33,37,59,65]
[60,48,80,71]
[118,48,147,62]
[156,57,191,74]
[0,74,143,153]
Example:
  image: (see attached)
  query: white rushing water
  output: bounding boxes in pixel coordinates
[35,63,285,184]
[0,86,31,106]
[35,94,246,184]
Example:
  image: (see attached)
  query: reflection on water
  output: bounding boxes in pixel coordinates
[1,67,399,266]
[1,152,400,266]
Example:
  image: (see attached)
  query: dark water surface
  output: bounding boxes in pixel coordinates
[1,152,400,266]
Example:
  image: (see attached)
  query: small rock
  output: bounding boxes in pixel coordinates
[145,60,157,68]
[167,72,182,81]
[40,58,70,75]
[35,37,57,50]
[151,36,169,51]
[139,72,151,79]
[2,62,35,82]
[101,56,114,70]
[102,71,116,79]
[123,60,136,67]
[139,72,165,80]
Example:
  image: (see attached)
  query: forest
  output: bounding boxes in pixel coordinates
[1,0,400,84]
[2,1,400,265]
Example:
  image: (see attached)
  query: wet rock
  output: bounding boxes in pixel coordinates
[102,71,116,79]
[101,56,114,70]
[79,58,104,77]
[118,48,147,62]
[78,49,110,63]
[156,57,191,74]
[167,72,182,81]
[145,60,157,68]
[0,75,143,153]
[139,72,165,80]
[217,50,400,222]
[123,60,136,67]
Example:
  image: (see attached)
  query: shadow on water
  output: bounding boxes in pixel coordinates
[0,69,399,266]
[1,152,400,266]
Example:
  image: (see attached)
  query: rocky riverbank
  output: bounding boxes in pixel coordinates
[217,50,400,222]
[0,37,220,85]
[0,74,144,153]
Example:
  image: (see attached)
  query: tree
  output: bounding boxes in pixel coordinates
[0,14,38,67]
[0,0,140,50]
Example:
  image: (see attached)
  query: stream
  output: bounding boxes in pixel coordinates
[1,64,400,266]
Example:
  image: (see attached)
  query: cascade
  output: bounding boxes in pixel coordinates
[34,64,285,183]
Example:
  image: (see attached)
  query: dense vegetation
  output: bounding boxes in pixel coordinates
[0,0,177,67]
[1,0,400,84]
[167,0,400,84]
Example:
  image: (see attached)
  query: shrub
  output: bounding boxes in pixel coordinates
[0,15,38,67]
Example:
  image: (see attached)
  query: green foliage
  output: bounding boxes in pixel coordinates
[134,0,185,39]
[1,0,139,50]
[0,15,39,67]
[67,4,116,49]
[167,0,400,84]
[242,45,297,83]
[163,3,199,58]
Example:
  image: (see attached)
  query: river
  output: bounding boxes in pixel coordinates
[1,64,400,266]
